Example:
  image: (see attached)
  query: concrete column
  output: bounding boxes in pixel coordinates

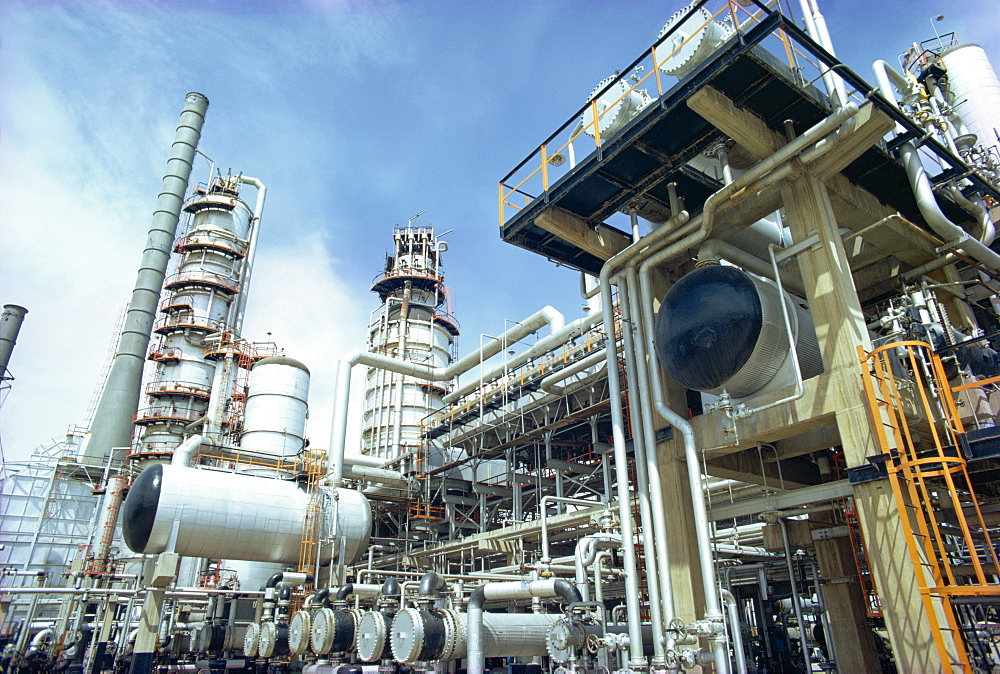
[780,174,949,672]
[813,526,881,672]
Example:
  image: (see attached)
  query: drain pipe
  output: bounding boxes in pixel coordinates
[872,60,1000,271]
[328,306,565,484]
[170,434,204,467]
[466,579,582,674]
[720,590,748,674]
[229,176,266,333]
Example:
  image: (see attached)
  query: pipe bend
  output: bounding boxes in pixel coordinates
[334,584,353,601]
[381,578,401,598]
[553,579,583,605]
[417,571,446,597]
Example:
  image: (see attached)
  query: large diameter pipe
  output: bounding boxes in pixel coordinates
[81,93,209,462]
[0,304,28,381]
[872,60,1000,271]
[328,306,566,484]
[228,176,266,333]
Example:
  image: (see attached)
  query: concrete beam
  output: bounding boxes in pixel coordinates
[534,208,631,261]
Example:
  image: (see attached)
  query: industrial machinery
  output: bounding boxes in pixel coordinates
[3,2,1000,673]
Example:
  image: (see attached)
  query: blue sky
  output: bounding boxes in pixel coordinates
[2,0,998,464]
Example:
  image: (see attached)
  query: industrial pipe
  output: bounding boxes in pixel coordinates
[228,176,266,333]
[538,350,607,394]
[871,60,1000,271]
[82,92,209,462]
[720,590,748,674]
[697,239,806,296]
[333,584,382,601]
[574,535,621,601]
[539,496,610,567]
[329,306,566,484]
[466,579,581,674]
[0,304,27,381]
[169,434,204,467]
[417,572,446,597]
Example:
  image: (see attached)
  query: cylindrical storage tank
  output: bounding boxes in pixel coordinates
[356,611,395,662]
[654,265,822,398]
[939,44,1000,153]
[120,465,371,565]
[241,357,311,461]
[655,4,734,78]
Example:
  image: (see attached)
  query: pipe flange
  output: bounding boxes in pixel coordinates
[288,610,311,655]
[258,621,277,658]
[349,608,365,653]
[546,617,585,664]
[391,606,427,663]
[243,623,260,657]
[438,609,465,662]
[356,611,388,662]
[311,608,335,654]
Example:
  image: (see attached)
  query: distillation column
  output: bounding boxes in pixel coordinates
[134,176,254,466]
[361,225,459,467]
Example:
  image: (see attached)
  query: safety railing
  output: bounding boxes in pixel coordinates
[175,231,247,258]
[498,0,1000,235]
[164,269,241,295]
[859,340,1000,671]
[422,321,607,432]
[145,380,211,399]
[153,314,226,334]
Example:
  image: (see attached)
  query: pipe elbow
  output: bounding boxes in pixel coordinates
[381,578,401,597]
[265,573,284,589]
[334,584,353,601]
[418,571,446,597]
[553,579,583,605]
[469,585,487,611]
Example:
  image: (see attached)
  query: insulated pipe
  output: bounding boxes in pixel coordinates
[228,176,266,333]
[443,311,603,404]
[329,306,565,483]
[29,628,54,652]
[574,535,621,601]
[342,464,407,487]
[697,239,807,296]
[872,60,1000,271]
[618,278,668,660]
[539,496,608,566]
[779,518,808,655]
[538,351,607,394]
[82,92,209,462]
[417,572,446,597]
[0,304,27,381]
[466,579,581,674]
[797,0,848,109]
[720,590,748,674]
[169,434,203,467]
[947,185,996,246]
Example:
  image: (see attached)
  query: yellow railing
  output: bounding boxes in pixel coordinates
[859,341,1000,672]
[498,0,862,232]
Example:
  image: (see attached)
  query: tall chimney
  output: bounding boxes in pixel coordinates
[0,304,28,381]
[81,92,209,462]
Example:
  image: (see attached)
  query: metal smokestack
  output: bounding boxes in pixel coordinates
[0,304,28,381]
[81,92,209,462]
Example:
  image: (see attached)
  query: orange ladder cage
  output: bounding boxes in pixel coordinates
[858,341,1000,671]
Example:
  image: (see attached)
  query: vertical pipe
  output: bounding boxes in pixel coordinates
[0,304,28,381]
[82,93,209,462]
[779,518,808,656]
[229,176,266,333]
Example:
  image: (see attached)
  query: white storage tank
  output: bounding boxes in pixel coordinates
[241,356,311,460]
[939,43,1000,151]
[120,464,371,565]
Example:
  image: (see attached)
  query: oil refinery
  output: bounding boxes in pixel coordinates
[4,1,1000,673]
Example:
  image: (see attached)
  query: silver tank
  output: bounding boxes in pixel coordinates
[939,44,1000,151]
[241,356,311,462]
